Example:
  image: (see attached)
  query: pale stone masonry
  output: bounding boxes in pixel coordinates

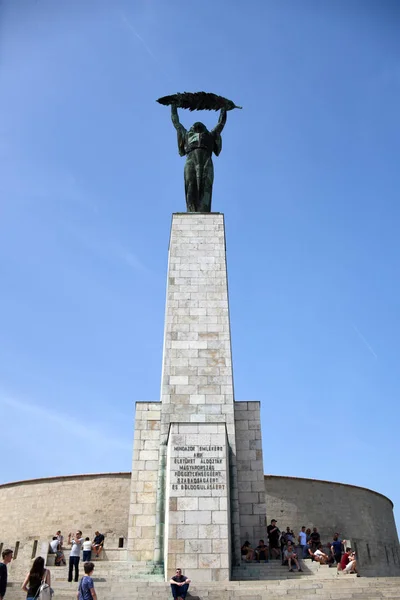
[158,212,241,577]
[128,213,266,580]
[128,402,161,561]
[164,422,231,581]
[235,401,266,544]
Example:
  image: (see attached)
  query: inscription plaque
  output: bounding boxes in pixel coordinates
[172,445,225,491]
[164,423,231,581]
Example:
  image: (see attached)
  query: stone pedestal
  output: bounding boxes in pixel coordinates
[164,423,230,581]
[128,213,266,581]
[157,212,240,579]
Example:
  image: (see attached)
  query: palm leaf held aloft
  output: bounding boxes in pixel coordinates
[157,91,242,111]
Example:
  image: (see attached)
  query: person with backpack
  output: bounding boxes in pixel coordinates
[77,562,97,600]
[21,556,51,600]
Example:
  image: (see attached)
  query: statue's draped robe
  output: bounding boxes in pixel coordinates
[176,125,222,212]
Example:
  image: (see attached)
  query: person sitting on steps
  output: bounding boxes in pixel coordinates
[241,541,255,561]
[170,568,191,600]
[92,532,104,559]
[312,543,330,564]
[284,541,303,573]
[341,549,359,575]
[255,540,269,562]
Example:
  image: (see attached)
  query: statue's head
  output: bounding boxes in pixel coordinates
[190,122,208,133]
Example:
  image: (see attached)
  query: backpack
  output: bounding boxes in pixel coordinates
[34,570,54,600]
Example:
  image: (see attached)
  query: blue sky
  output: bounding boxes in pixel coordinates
[1,0,400,528]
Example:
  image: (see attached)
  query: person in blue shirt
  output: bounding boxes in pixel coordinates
[77,562,97,600]
[330,533,344,567]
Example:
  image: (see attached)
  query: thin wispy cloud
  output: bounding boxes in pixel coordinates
[66,224,151,274]
[0,393,131,451]
[119,11,172,82]
[352,323,378,359]
[120,12,157,61]
[113,241,150,273]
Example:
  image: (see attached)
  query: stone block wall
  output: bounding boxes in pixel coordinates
[156,213,241,567]
[264,475,400,576]
[159,213,236,433]
[127,402,161,562]
[235,401,266,546]
[164,422,230,581]
[0,472,130,579]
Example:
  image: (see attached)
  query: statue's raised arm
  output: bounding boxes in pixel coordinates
[211,108,227,157]
[212,107,227,136]
[171,105,186,157]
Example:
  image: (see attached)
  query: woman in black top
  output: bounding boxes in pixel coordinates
[22,556,51,600]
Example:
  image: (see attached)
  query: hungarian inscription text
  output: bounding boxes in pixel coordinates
[172,445,225,491]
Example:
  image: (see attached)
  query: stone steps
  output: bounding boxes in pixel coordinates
[232,558,334,580]
[45,560,164,580]
[7,557,400,600]
[6,576,400,600]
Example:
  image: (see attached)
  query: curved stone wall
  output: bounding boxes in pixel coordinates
[0,472,130,574]
[1,471,399,578]
[265,475,400,576]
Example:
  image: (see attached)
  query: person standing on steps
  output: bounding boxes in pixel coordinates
[68,530,84,583]
[0,549,13,600]
[82,538,92,563]
[309,527,321,552]
[298,526,307,558]
[267,519,281,559]
[330,533,344,568]
[77,562,97,600]
[285,527,295,543]
[170,568,191,600]
[21,556,51,600]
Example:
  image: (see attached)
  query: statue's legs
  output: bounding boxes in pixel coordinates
[184,155,199,212]
[184,151,214,212]
[198,156,214,213]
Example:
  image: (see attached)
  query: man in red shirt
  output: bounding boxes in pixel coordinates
[340,548,358,574]
[340,548,351,571]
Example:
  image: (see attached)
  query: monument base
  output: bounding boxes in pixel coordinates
[164,422,230,581]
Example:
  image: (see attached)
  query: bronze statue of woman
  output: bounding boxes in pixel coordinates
[171,105,227,212]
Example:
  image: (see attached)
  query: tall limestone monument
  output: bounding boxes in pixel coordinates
[127,94,265,582]
[128,213,266,582]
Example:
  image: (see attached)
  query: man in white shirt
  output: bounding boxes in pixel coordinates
[313,544,329,564]
[67,530,83,582]
[298,526,307,558]
[50,538,59,554]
